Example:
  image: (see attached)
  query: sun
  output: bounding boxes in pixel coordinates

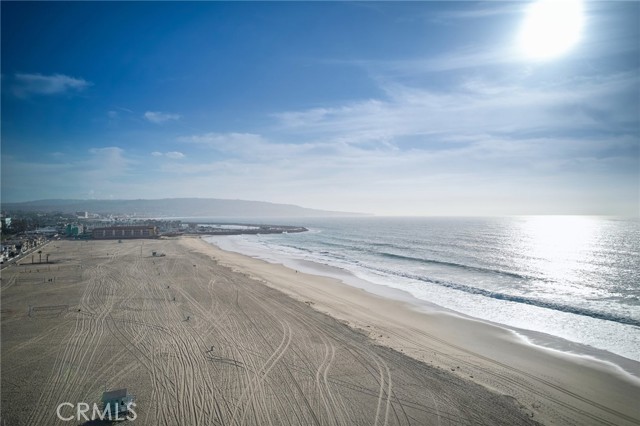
[518,0,584,60]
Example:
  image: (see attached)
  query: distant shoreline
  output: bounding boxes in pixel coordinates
[171,222,308,237]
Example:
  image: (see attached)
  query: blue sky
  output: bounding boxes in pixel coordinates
[2,1,638,216]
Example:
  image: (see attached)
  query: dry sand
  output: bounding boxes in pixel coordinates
[0,237,637,425]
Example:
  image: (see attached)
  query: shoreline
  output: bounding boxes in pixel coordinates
[205,235,640,377]
[188,236,640,426]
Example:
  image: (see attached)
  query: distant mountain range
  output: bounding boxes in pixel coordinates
[1,198,367,218]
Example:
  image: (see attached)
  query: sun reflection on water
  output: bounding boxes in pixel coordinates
[514,216,600,293]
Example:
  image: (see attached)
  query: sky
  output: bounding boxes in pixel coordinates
[1,1,638,216]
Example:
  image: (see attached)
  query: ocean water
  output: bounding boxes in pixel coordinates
[204,216,640,363]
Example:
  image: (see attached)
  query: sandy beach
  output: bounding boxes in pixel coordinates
[1,237,638,425]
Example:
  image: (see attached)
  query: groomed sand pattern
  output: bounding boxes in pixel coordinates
[1,239,538,425]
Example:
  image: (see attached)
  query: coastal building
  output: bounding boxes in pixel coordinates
[92,225,157,239]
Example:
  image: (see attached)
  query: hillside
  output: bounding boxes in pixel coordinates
[1,198,366,218]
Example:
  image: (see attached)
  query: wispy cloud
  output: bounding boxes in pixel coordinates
[180,132,342,162]
[144,111,181,123]
[86,147,133,178]
[12,73,91,98]
[152,151,185,159]
[431,3,523,22]
[174,70,637,196]
[166,151,185,159]
[273,72,638,144]
[161,124,638,215]
[180,132,268,154]
[394,47,516,73]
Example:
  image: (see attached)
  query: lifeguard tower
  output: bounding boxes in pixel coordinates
[101,388,134,419]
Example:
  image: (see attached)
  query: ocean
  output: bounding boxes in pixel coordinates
[203,216,640,364]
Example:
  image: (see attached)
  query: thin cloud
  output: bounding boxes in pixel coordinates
[181,132,265,150]
[87,147,131,175]
[144,111,181,123]
[432,3,523,22]
[152,151,185,159]
[180,132,336,160]
[273,73,638,144]
[373,47,516,74]
[165,151,185,159]
[12,73,91,98]
[160,128,638,215]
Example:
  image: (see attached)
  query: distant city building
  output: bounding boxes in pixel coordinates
[92,226,157,239]
[66,224,85,237]
[76,211,89,219]
[31,227,58,236]
[2,217,12,228]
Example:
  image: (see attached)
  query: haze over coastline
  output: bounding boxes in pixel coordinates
[1,198,367,218]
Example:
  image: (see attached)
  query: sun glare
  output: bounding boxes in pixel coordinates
[515,216,598,282]
[518,0,584,60]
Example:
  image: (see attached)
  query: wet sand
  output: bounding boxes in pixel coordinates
[0,237,636,425]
